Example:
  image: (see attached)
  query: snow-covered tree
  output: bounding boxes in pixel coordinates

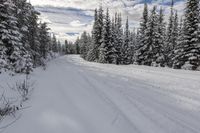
[75,37,80,54]
[90,7,104,61]
[142,6,163,66]
[77,1,200,71]
[99,9,113,63]
[110,17,117,64]
[114,13,123,64]
[52,34,58,53]
[64,40,69,54]
[121,17,130,64]
[0,43,7,71]
[22,53,33,74]
[157,7,166,66]
[80,31,90,59]
[38,22,50,59]
[0,0,27,72]
[26,5,41,67]
[13,0,31,51]
[87,9,98,61]
[0,0,7,70]
[168,11,179,66]
[135,3,148,65]
[57,41,62,54]
[0,0,59,73]
[165,1,179,67]
[129,29,137,63]
[173,0,200,70]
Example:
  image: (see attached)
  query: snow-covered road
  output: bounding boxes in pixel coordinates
[4,55,200,133]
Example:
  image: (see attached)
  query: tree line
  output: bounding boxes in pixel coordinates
[77,0,200,70]
[0,0,61,74]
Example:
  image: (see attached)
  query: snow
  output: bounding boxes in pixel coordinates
[1,55,200,133]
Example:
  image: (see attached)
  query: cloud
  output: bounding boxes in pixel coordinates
[31,0,186,43]
[35,6,93,42]
[70,20,87,27]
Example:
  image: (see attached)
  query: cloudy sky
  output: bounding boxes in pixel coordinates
[30,0,186,43]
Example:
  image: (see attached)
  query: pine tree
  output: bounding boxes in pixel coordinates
[0,0,27,72]
[168,11,179,66]
[135,3,148,65]
[173,0,200,70]
[165,1,178,67]
[89,9,99,61]
[38,22,50,59]
[157,7,166,66]
[110,17,117,64]
[143,6,162,66]
[0,1,7,70]
[27,5,41,67]
[57,41,61,54]
[85,32,92,59]
[77,0,200,71]
[0,0,58,73]
[61,43,66,55]
[0,43,7,71]
[23,53,33,74]
[129,29,137,64]
[80,31,89,59]
[64,40,69,54]
[67,41,75,54]
[97,6,104,59]
[89,7,104,61]
[114,13,123,64]
[121,17,130,64]
[172,17,184,68]
[99,9,113,63]
[14,0,35,73]
[13,0,31,51]
[52,34,58,53]
[75,37,80,54]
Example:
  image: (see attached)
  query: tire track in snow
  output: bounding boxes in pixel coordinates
[83,69,200,133]
[77,70,142,133]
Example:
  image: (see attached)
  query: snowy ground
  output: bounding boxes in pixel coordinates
[1,55,200,133]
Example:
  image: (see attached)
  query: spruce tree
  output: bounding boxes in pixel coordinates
[89,7,104,61]
[27,5,41,67]
[0,43,7,71]
[97,6,104,60]
[80,31,89,59]
[165,1,179,67]
[52,34,58,53]
[0,0,27,72]
[0,1,7,70]
[122,17,130,64]
[129,29,137,64]
[64,40,69,54]
[157,7,166,66]
[172,17,184,68]
[75,37,80,54]
[110,17,117,64]
[143,6,162,66]
[0,0,57,73]
[168,11,179,66]
[38,22,50,59]
[114,13,123,64]
[57,41,62,54]
[173,0,200,70]
[89,9,99,61]
[135,3,148,65]
[14,0,30,50]
[99,9,113,63]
